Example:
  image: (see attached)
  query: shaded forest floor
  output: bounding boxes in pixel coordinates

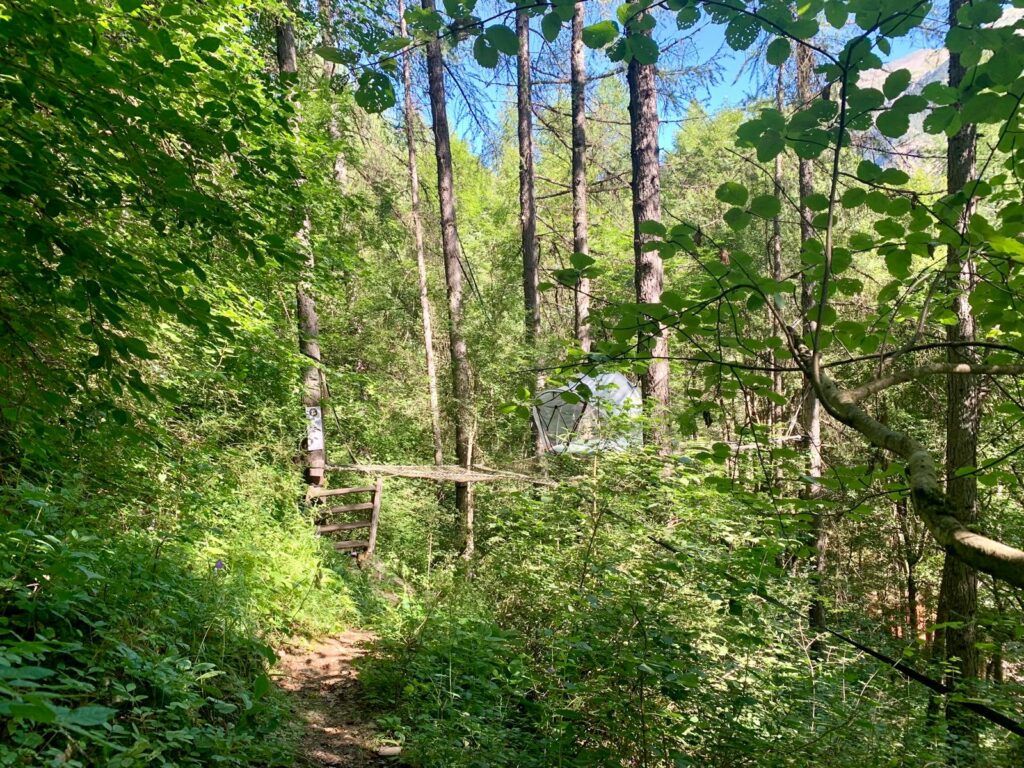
[277,630,399,767]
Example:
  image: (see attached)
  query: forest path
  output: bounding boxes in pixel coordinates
[277,629,399,767]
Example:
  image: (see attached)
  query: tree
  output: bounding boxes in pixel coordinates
[571,0,591,352]
[400,0,445,468]
[626,3,669,444]
[276,7,326,489]
[517,7,543,456]
[935,0,982,754]
[795,38,827,643]
[421,0,475,556]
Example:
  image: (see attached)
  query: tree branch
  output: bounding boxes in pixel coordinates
[789,337,1024,587]
[846,363,1024,404]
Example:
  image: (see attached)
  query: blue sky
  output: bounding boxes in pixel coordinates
[447,12,934,158]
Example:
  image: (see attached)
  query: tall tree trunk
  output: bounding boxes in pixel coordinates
[516,9,543,457]
[422,0,474,556]
[317,0,335,79]
[937,0,981,753]
[796,41,826,641]
[768,63,785,448]
[277,11,326,489]
[626,10,668,445]
[570,0,591,353]
[318,0,347,187]
[517,10,539,347]
[400,0,444,468]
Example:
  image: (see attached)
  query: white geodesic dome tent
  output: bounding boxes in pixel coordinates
[532,372,642,454]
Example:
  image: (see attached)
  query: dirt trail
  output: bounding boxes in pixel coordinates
[277,629,398,767]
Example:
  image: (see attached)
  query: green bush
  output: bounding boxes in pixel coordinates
[0,451,362,767]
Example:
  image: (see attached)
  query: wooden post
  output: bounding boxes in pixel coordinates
[365,477,383,559]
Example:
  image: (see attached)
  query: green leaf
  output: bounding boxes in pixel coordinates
[885,249,911,278]
[473,36,499,68]
[541,12,562,42]
[716,182,748,207]
[876,109,909,138]
[379,36,413,53]
[628,34,659,65]
[725,16,758,51]
[724,207,751,231]
[639,219,666,237]
[989,235,1024,260]
[841,188,866,208]
[921,82,957,105]
[354,70,395,112]
[117,0,145,11]
[749,194,781,218]
[804,193,829,211]
[405,7,444,33]
[875,218,905,239]
[766,38,791,66]
[552,0,576,21]
[61,706,117,727]
[10,702,57,723]
[570,251,596,269]
[883,69,911,99]
[756,130,785,162]
[316,46,347,64]
[582,21,619,49]
[485,24,518,56]
[661,290,685,310]
[825,1,848,29]
[195,36,221,52]
[676,6,700,29]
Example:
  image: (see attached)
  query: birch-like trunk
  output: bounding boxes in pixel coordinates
[570,0,591,352]
[277,12,325,488]
[399,1,444,468]
[796,41,826,639]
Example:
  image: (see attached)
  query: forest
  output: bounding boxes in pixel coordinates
[3,0,1024,765]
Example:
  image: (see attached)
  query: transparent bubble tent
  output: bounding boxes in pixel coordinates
[532,372,643,454]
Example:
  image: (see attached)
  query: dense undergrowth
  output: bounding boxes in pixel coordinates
[360,453,1024,767]
[0,434,374,767]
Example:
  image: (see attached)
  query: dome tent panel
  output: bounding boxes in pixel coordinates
[533,372,642,453]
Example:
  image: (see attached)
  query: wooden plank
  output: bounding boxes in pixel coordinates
[333,539,370,550]
[316,520,372,534]
[309,485,376,499]
[325,501,374,514]
[325,463,555,486]
[365,477,383,558]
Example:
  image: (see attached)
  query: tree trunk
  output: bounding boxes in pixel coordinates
[318,0,347,187]
[400,0,444,468]
[422,0,474,555]
[769,64,785,436]
[317,0,335,78]
[277,12,326,489]
[937,0,981,752]
[517,10,540,348]
[626,10,668,445]
[276,19,297,75]
[796,41,826,641]
[570,0,591,353]
[516,9,544,457]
